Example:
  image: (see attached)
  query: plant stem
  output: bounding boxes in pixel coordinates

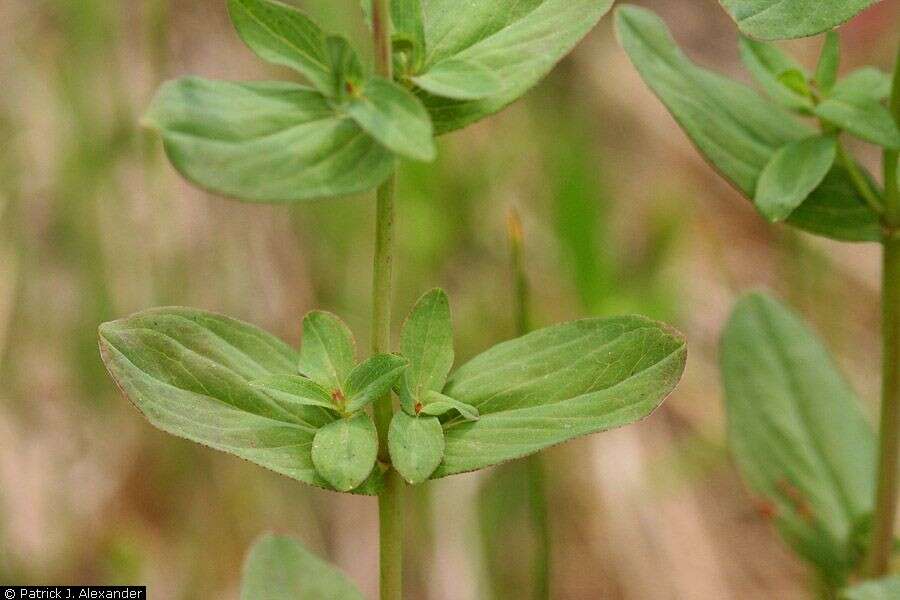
[835,142,883,215]
[508,208,551,600]
[864,44,900,579]
[371,2,402,598]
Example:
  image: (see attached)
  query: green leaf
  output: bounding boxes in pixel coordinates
[831,68,892,102]
[615,6,880,243]
[755,135,837,222]
[416,0,613,133]
[144,78,394,202]
[98,307,380,495]
[785,165,881,242]
[388,411,444,484]
[420,391,479,421]
[616,6,808,197]
[435,316,686,477]
[346,76,436,161]
[721,293,876,577]
[411,58,502,101]
[311,412,379,492]
[227,0,332,95]
[391,0,426,71]
[241,534,364,600]
[738,36,812,112]
[325,35,365,101]
[719,0,878,40]
[297,311,356,393]
[816,77,900,149]
[251,375,339,411]
[815,31,840,93]
[841,576,900,600]
[399,289,454,414]
[344,353,408,413]
[777,69,811,98]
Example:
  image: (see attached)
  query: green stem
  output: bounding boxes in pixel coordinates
[371,2,402,599]
[507,209,551,600]
[864,44,900,579]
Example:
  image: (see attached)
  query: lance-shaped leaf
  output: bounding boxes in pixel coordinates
[399,289,454,414]
[311,412,379,492]
[815,32,840,94]
[297,311,356,393]
[228,0,332,96]
[433,316,686,478]
[251,375,339,411]
[411,58,501,101]
[721,293,875,577]
[388,411,444,484]
[344,353,408,413]
[346,76,436,162]
[241,534,364,600]
[739,36,812,112]
[615,5,880,243]
[616,6,807,195]
[420,391,479,421]
[718,0,878,41]
[144,78,394,202]
[416,0,613,134]
[816,82,900,150]
[98,307,380,495]
[755,135,837,222]
[841,577,900,600]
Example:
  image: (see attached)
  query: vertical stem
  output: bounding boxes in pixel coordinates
[865,44,900,578]
[507,209,551,600]
[371,2,402,599]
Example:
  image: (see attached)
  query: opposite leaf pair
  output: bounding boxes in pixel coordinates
[616,6,887,242]
[389,289,478,484]
[99,297,686,495]
[145,0,615,203]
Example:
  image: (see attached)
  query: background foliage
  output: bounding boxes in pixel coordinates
[0,0,897,597]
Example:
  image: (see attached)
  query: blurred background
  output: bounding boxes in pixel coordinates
[0,0,898,597]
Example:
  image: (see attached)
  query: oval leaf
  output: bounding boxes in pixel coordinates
[388,411,444,484]
[615,5,880,243]
[755,135,837,222]
[399,288,454,413]
[227,0,333,95]
[98,307,380,495]
[144,78,394,202]
[719,0,878,40]
[344,353,409,413]
[417,0,613,133]
[346,76,436,162]
[411,58,501,101]
[251,375,339,411]
[241,534,364,600]
[435,316,686,477]
[311,412,379,492]
[721,293,875,576]
[298,311,356,393]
